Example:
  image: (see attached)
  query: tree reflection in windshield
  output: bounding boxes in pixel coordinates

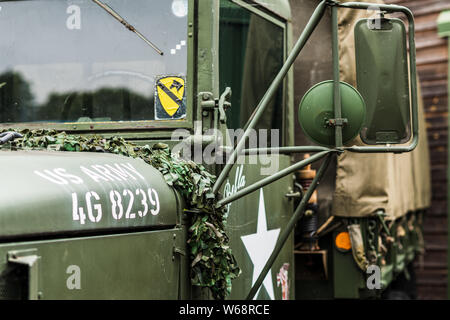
[0,70,153,123]
[0,71,34,123]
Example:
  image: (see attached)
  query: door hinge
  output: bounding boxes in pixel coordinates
[200,87,231,124]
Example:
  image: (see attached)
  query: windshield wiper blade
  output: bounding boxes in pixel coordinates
[92,0,164,55]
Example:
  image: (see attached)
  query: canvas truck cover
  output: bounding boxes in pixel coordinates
[332,0,431,219]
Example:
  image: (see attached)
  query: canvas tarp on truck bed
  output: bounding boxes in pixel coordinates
[332,0,431,219]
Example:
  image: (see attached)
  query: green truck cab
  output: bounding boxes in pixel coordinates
[0,0,429,300]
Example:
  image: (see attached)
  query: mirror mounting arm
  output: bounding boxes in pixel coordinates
[327,118,348,127]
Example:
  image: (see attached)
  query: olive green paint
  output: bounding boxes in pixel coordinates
[355,18,411,144]
[438,10,450,37]
[332,228,364,299]
[0,228,189,299]
[0,150,179,239]
[339,1,419,153]
[298,81,366,146]
[223,155,295,300]
[250,0,291,21]
[0,0,427,300]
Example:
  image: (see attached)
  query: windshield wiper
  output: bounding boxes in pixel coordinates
[92,0,164,55]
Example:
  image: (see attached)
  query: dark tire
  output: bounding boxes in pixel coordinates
[383,289,411,300]
[382,262,417,300]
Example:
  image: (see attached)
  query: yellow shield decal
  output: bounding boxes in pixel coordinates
[156,76,185,117]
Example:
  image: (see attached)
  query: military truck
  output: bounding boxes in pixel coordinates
[0,0,430,300]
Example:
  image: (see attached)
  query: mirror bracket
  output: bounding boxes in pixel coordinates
[327,118,348,127]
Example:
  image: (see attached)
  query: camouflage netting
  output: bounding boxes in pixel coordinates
[1,128,241,300]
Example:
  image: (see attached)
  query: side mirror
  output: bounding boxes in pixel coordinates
[354,17,411,144]
[297,5,417,151]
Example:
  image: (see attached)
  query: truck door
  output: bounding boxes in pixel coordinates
[218,0,295,300]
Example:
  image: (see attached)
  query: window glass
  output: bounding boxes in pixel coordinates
[219,0,284,145]
[0,0,188,124]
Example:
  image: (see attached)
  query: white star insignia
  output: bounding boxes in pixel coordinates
[241,189,280,300]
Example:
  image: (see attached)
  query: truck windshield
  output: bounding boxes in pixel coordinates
[0,0,188,124]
